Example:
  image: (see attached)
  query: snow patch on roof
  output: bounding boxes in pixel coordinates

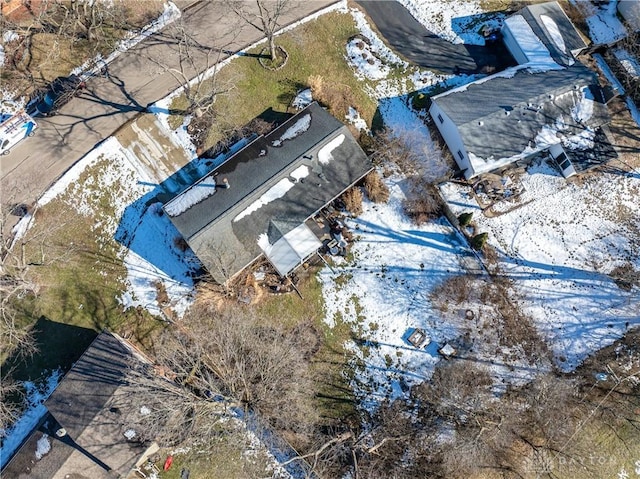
[562,127,595,151]
[584,0,627,44]
[234,178,296,222]
[272,114,311,147]
[540,14,567,53]
[259,223,322,277]
[164,175,216,217]
[35,435,51,460]
[318,134,345,164]
[571,86,594,123]
[0,370,62,468]
[505,14,558,68]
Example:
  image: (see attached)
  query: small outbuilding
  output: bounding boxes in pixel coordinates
[502,1,587,68]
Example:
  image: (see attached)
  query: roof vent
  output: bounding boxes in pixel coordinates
[504,110,510,116]
[478,121,484,126]
[573,84,579,90]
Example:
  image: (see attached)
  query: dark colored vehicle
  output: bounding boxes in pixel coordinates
[34,75,86,117]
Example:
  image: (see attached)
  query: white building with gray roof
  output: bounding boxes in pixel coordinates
[430,1,613,179]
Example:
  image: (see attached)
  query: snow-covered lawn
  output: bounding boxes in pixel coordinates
[317,0,640,413]
[320,180,469,409]
[396,0,504,45]
[35,134,200,318]
[440,159,640,371]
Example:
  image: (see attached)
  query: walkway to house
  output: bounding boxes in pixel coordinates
[355,0,514,74]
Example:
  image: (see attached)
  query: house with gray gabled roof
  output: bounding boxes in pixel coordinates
[502,1,588,68]
[429,1,614,180]
[430,63,611,179]
[2,332,156,479]
[164,102,373,283]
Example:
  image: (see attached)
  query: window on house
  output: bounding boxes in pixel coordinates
[437,114,444,124]
[457,150,464,161]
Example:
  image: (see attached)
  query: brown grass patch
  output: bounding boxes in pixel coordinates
[402,179,442,225]
[307,74,358,121]
[363,171,389,203]
[431,275,472,310]
[341,187,363,216]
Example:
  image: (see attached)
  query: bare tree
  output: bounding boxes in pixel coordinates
[123,302,319,449]
[0,374,24,434]
[1,203,39,361]
[371,127,452,182]
[228,0,293,62]
[1,198,77,361]
[0,0,159,93]
[146,17,239,119]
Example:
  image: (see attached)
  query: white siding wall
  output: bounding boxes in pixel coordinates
[501,23,529,65]
[429,102,475,178]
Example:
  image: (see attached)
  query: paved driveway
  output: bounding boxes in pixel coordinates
[355,0,514,75]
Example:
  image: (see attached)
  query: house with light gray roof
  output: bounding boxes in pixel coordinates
[429,1,614,180]
[430,64,611,179]
[502,1,588,68]
[164,102,372,283]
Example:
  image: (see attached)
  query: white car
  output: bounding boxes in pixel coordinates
[0,111,37,155]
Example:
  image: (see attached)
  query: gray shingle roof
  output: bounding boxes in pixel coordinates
[3,332,149,479]
[433,63,610,162]
[516,1,588,67]
[45,332,132,440]
[165,102,372,282]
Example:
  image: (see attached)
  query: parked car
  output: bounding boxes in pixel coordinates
[33,75,86,117]
[0,111,37,155]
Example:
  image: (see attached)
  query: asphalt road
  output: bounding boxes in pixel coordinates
[1,0,337,231]
[355,0,514,75]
